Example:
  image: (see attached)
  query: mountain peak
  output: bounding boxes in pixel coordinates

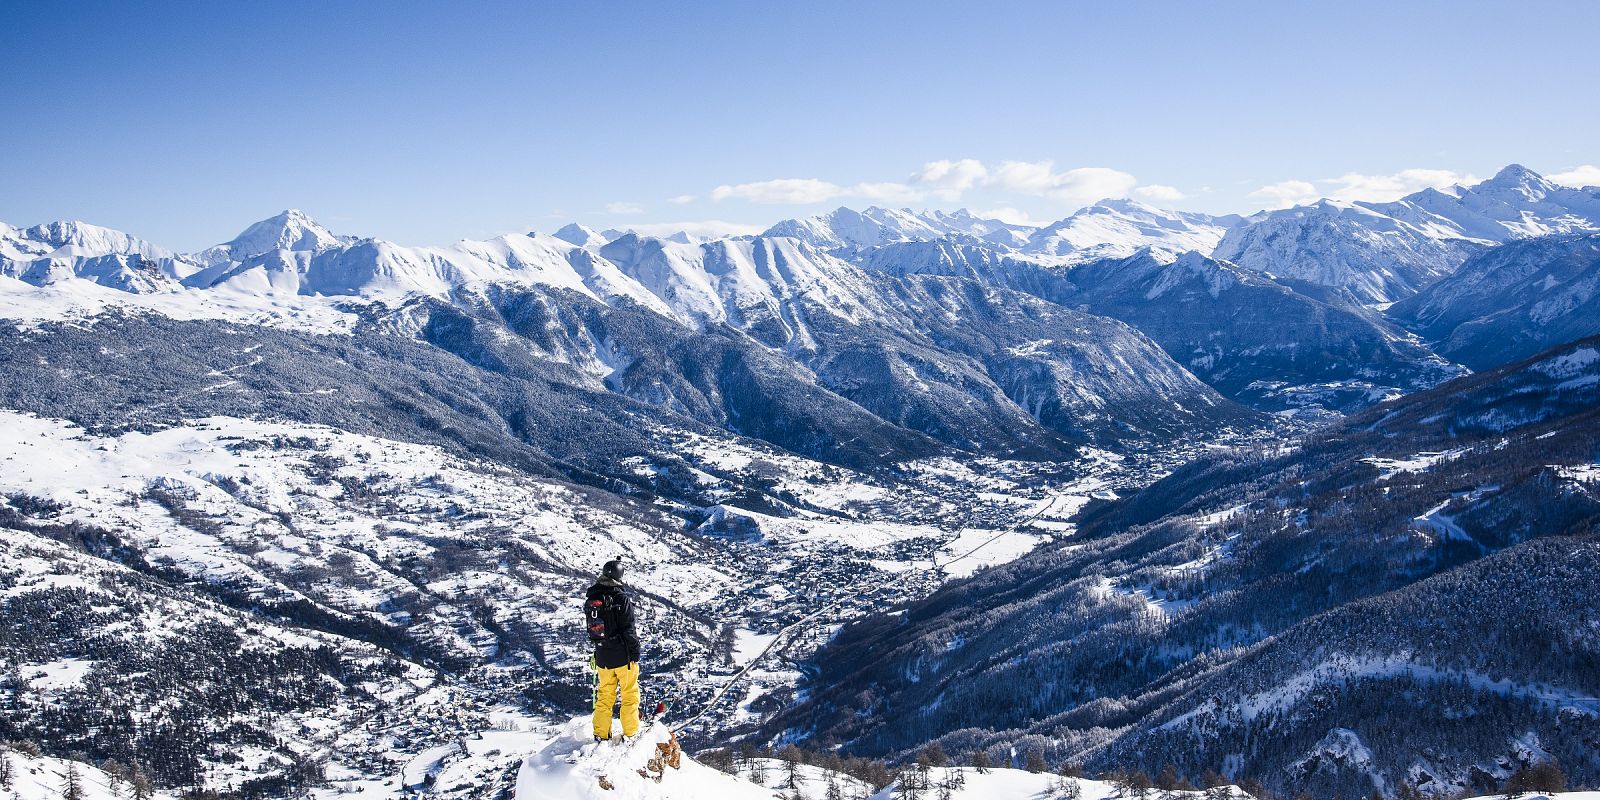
[1475,163,1554,199]
[552,222,608,248]
[1489,163,1539,183]
[221,209,347,259]
[1086,197,1153,213]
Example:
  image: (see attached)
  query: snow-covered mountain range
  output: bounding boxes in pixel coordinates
[1216,165,1600,303]
[761,199,1238,260]
[4,162,1600,800]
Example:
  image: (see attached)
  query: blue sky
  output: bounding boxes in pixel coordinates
[3,0,1598,250]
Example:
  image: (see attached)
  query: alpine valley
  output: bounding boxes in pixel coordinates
[3,165,1599,800]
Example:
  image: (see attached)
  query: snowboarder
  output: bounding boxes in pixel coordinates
[586,557,641,743]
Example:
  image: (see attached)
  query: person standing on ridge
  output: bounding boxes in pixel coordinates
[585,557,641,743]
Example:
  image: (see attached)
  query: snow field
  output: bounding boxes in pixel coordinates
[0,750,177,800]
[517,718,772,800]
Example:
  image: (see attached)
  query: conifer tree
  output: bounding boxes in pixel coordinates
[825,776,844,800]
[130,766,154,800]
[62,764,86,800]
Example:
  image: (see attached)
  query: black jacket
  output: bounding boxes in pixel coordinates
[587,581,640,669]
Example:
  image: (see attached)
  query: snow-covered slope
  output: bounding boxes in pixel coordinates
[515,719,1257,800]
[0,220,196,293]
[1213,199,1485,304]
[0,750,177,800]
[1215,165,1600,303]
[185,212,675,316]
[0,502,433,792]
[763,201,1235,259]
[193,208,355,265]
[1023,199,1239,259]
[762,206,962,251]
[922,208,1038,248]
[1057,249,1460,410]
[780,336,1600,799]
[552,222,612,249]
[0,411,733,668]
[518,720,775,800]
[1389,231,1600,369]
[597,233,881,336]
[857,240,1457,412]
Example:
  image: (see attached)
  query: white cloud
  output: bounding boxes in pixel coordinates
[985,160,1059,194]
[912,158,988,201]
[986,161,1139,204]
[1324,168,1474,203]
[605,201,644,214]
[1134,184,1186,202]
[1248,180,1321,209]
[710,177,929,206]
[618,220,765,239]
[1248,168,1478,209]
[852,181,925,204]
[666,194,696,205]
[706,159,1160,210]
[711,178,843,204]
[977,207,1043,226]
[1549,164,1600,188]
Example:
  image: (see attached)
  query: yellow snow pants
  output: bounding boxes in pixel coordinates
[592,661,640,739]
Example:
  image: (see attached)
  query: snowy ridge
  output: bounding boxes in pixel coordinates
[763,200,1236,259]
[1,220,194,294]
[597,233,882,334]
[5,162,1595,327]
[0,210,892,340]
[193,208,354,265]
[186,227,676,317]
[1023,199,1239,258]
[1390,232,1600,369]
[762,206,967,251]
[1,219,176,262]
[1216,165,1600,303]
[514,719,1257,800]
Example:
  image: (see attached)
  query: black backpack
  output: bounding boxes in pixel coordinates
[585,591,621,644]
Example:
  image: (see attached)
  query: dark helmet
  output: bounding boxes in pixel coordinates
[601,557,625,583]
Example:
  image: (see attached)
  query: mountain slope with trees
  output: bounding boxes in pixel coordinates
[773,335,1600,799]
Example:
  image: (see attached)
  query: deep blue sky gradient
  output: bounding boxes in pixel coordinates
[3,0,1597,249]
